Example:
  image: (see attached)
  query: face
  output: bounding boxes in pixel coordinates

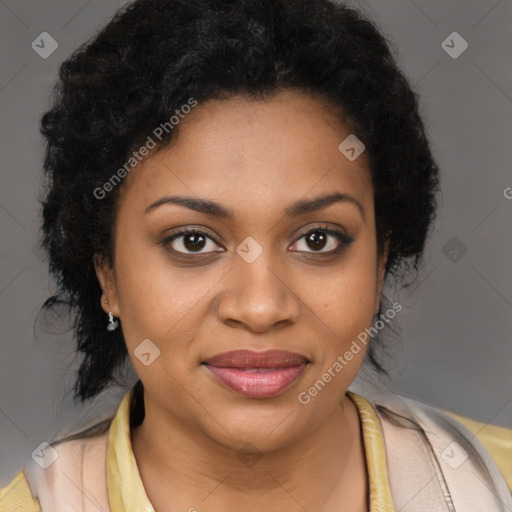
[95,90,388,453]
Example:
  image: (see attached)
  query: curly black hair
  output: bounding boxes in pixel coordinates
[38,0,440,409]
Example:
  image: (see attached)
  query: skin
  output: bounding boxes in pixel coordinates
[95,89,389,512]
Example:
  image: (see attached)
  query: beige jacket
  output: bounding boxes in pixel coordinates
[351,384,512,511]
[2,384,511,511]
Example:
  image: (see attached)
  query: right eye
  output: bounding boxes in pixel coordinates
[162,228,225,255]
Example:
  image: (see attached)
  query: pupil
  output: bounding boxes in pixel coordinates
[184,233,205,251]
[307,231,326,251]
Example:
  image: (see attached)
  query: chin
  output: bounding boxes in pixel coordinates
[198,400,309,453]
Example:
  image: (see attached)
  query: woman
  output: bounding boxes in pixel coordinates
[1,0,510,510]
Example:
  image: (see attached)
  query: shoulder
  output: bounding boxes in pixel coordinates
[3,431,110,512]
[358,386,512,511]
[445,408,512,491]
[0,469,41,512]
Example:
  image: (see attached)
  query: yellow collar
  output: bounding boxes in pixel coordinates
[347,391,395,511]
[106,387,395,511]
[106,387,154,512]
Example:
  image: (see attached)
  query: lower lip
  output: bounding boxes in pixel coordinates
[205,364,307,398]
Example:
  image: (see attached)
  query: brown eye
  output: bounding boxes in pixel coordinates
[305,231,328,251]
[163,229,224,255]
[290,227,353,255]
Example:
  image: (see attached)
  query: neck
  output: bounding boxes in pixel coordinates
[131,393,368,512]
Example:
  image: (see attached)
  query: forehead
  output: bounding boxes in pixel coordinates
[117,90,373,218]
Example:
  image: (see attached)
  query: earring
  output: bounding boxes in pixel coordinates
[107,311,119,332]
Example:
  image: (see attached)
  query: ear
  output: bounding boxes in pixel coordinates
[374,237,390,315]
[93,254,120,317]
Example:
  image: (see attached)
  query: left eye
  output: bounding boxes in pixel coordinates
[291,228,350,254]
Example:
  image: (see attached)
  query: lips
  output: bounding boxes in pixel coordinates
[203,349,310,398]
[205,349,309,368]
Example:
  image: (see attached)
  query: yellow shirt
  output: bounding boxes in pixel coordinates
[0,389,395,511]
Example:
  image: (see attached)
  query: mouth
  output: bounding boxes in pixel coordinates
[202,349,310,399]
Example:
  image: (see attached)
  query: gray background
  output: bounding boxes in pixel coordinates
[1,0,511,487]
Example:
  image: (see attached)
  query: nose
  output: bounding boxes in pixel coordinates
[216,254,301,334]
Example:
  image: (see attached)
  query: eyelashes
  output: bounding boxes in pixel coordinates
[161,225,354,258]
[290,227,353,255]
[163,228,224,256]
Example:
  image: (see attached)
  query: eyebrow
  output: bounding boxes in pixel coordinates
[144,192,364,220]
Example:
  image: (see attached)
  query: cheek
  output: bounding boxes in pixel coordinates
[112,232,188,345]
[304,245,379,376]
[113,234,223,373]
[313,247,378,331]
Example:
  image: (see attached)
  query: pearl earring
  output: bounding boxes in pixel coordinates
[104,299,119,332]
[107,311,119,332]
